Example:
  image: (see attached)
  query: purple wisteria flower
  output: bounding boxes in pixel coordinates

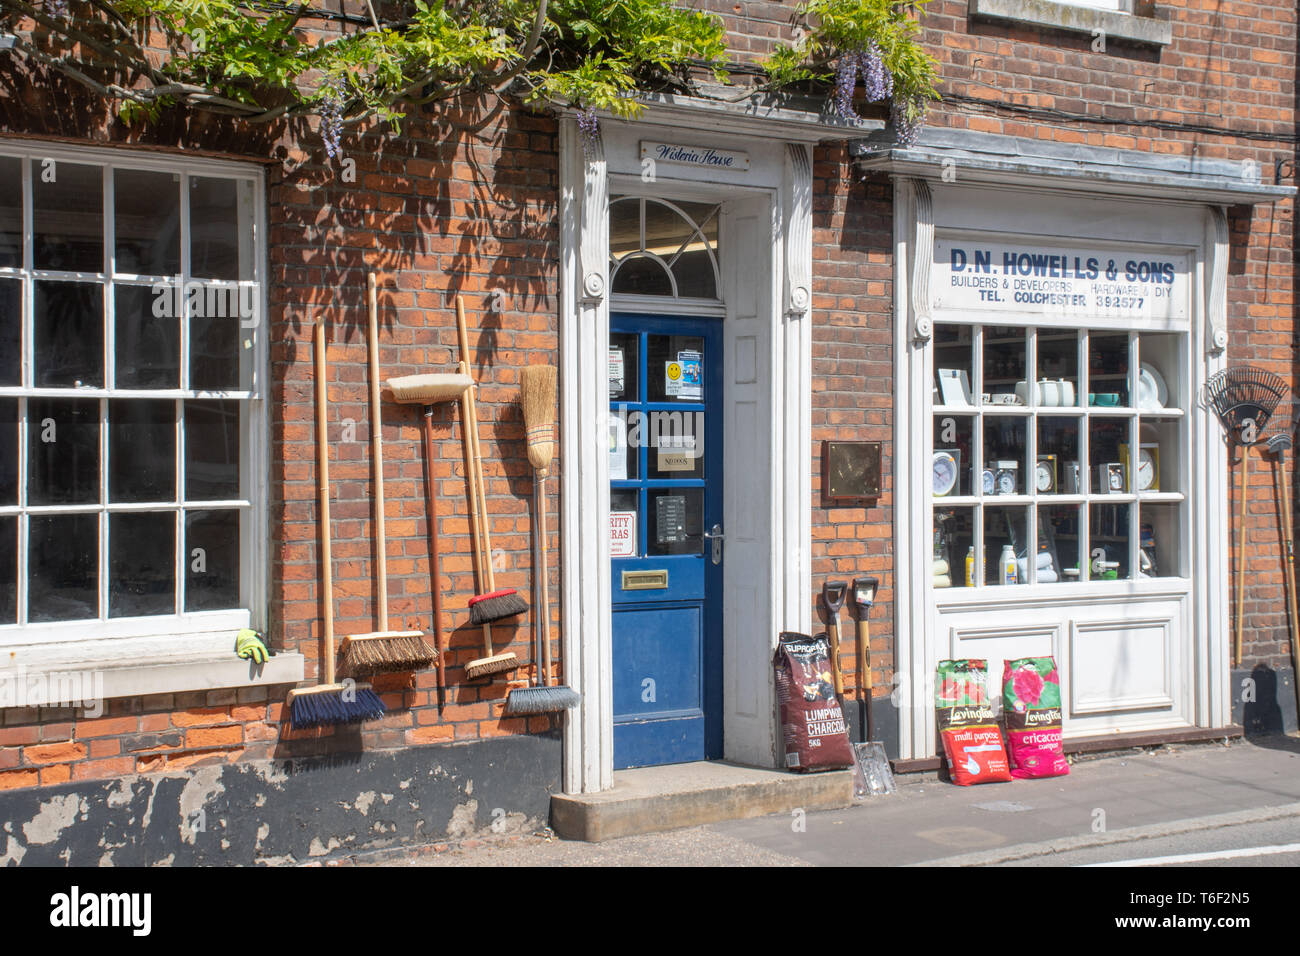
[891,94,926,146]
[319,80,345,159]
[577,107,599,156]
[46,0,69,17]
[833,42,893,120]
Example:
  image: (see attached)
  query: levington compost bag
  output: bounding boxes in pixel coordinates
[774,632,854,772]
[935,659,1012,786]
[1001,657,1070,779]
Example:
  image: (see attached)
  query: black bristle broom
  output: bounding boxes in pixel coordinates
[288,321,386,729]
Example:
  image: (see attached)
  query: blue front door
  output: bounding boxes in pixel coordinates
[610,314,723,768]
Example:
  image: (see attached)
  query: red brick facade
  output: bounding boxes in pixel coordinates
[0,0,1295,793]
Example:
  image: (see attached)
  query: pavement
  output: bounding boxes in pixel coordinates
[360,734,1300,867]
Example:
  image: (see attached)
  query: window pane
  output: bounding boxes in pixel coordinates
[0,398,16,505]
[34,280,103,387]
[190,177,250,280]
[185,509,239,610]
[671,251,716,299]
[0,517,14,623]
[984,327,1027,405]
[648,409,705,480]
[28,398,99,505]
[1043,505,1081,583]
[934,506,974,587]
[1089,503,1131,579]
[0,156,19,268]
[609,198,639,259]
[114,284,180,388]
[612,256,672,296]
[647,488,703,556]
[1140,504,1179,578]
[610,489,639,557]
[1088,334,1129,407]
[114,168,181,276]
[1036,330,1079,408]
[109,512,175,617]
[984,416,1028,495]
[609,331,638,402]
[647,334,704,403]
[189,296,239,390]
[33,161,103,273]
[0,278,19,385]
[185,399,240,500]
[1036,417,1080,495]
[984,505,1029,585]
[28,513,98,622]
[933,414,973,497]
[109,399,176,503]
[644,201,695,260]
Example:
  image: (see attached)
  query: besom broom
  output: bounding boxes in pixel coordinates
[505,365,580,714]
[287,321,386,728]
[338,273,438,676]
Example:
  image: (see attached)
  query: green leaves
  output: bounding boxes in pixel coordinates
[13,0,935,149]
[764,0,939,103]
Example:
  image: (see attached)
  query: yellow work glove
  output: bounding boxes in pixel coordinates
[235,629,268,664]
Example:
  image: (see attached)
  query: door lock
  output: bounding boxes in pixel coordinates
[703,524,724,565]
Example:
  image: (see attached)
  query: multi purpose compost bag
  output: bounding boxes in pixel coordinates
[935,659,1012,786]
[774,631,854,772]
[1001,657,1070,779]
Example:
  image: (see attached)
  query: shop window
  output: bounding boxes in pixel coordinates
[0,147,263,640]
[609,196,721,300]
[931,323,1186,588]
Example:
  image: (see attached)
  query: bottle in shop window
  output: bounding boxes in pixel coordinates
[1000,545,1018,585]
[965,546,975,587]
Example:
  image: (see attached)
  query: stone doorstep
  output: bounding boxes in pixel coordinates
[549,761,854,843]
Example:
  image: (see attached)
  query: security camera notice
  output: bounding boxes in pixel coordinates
[932,239,1189,321]
[1114,891,1252,931]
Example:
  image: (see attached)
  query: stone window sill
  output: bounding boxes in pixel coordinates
[968,0,1173,46]
[1,633,305,706]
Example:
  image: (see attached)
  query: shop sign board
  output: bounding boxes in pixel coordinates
[640,141,750,172]
[932,239,1189,321]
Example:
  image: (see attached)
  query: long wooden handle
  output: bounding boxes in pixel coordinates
[457,360,485,591]
[538,473,552,686]
[1277,453,1300,714]
[315,321,336,686]
[457,297,496,591]
[368,273,388,631]
[827,618,843,696]
[1236,447,1248,667]
[421,408,446,712]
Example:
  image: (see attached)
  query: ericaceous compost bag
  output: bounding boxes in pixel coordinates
[935,659,1012,785]
[774,632,854,772]
[1002,657,1070,779]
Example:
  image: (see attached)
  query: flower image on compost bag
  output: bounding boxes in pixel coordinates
[1001,657,1069,780]
[935,660,1012,785]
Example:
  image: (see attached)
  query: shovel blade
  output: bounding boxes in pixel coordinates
[852,742,896,797]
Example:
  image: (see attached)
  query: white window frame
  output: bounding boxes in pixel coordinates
[0,140,269,650]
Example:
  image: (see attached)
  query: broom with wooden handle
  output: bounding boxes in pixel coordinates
[506,365,579,714]
[388,370,474,711]
[339,273,438,675]
[457,296,529,627]
[287,321,386,728]
[459,351,519,678]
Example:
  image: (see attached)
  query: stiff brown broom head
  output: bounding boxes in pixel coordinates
[388,372,474,405]
[520,365,557,472]
[468,587,528,624]
[340,630,437,676]
[464,650,519,679]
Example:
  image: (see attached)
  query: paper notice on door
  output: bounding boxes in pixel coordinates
[608,346,624,399]
[664,349,702,400]
[609,413,628,481]
[656,433,697,472]
[609,511,637,557]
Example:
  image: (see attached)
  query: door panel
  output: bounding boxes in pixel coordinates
[611,313,723,768]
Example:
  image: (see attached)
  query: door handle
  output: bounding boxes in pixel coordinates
[703,524,724,565]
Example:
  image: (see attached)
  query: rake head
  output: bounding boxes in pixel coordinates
[1205,366,1289,444]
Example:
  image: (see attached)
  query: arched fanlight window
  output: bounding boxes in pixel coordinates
[609,196,721,300]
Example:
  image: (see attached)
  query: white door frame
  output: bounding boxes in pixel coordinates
[558,114,824,793]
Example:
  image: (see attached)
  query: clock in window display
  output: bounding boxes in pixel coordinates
[1035,454,1058,493]
[933,449,961,497]
[995,460,1019,496]
[1120,442,1160,492]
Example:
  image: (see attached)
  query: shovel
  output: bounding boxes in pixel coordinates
[851,576,895,796]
